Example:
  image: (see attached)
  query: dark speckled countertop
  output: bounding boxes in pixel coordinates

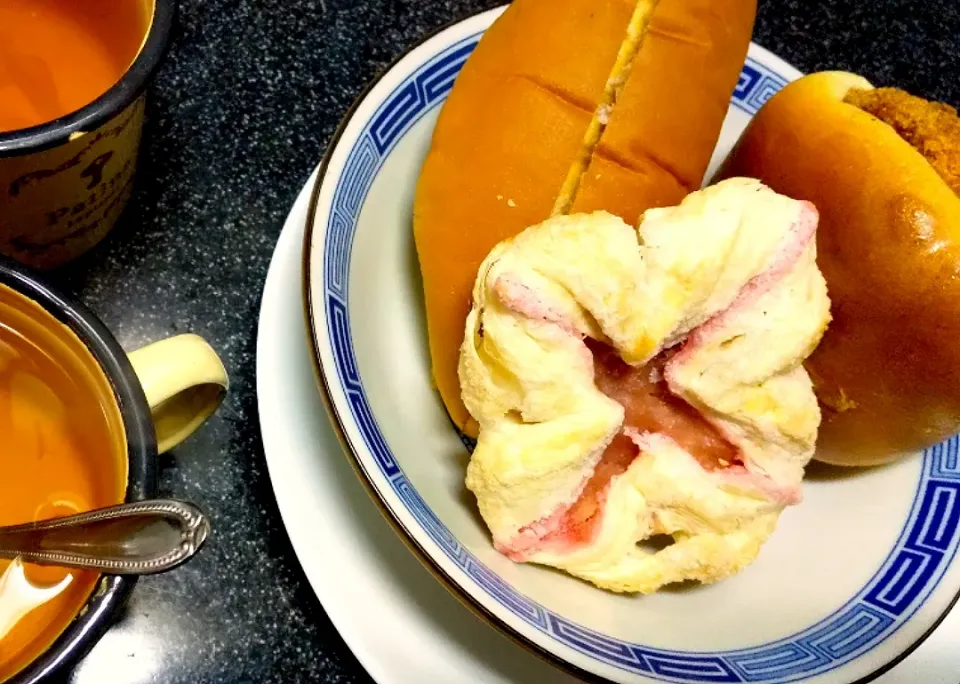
[34,0,958,682]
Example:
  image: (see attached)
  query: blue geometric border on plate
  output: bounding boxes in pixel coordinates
[321,31,960,684]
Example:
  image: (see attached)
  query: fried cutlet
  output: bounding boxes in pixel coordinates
[845,87,960,195]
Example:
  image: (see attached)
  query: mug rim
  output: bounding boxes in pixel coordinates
[0,0,176,158]
[0,254,158,684]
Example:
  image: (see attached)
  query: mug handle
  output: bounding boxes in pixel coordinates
[126,334,228,454]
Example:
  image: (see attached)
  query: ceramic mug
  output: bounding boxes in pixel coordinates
[0,0,174,270]
[0,254,227,683]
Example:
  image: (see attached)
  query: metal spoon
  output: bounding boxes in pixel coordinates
[0,500,210,575]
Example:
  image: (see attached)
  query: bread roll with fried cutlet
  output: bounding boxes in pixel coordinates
[720,71,960,465]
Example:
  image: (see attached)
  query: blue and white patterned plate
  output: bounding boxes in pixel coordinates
[302,7,960,683]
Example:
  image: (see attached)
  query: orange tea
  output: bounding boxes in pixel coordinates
[0,284,127,682]
[0,0,153,132]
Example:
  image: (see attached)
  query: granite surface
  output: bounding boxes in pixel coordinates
[29,0,958,682]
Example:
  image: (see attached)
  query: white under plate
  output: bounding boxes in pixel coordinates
[258,169,960,684]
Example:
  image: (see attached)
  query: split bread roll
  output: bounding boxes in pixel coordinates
[414,0,757,436]
[720,71,960,466]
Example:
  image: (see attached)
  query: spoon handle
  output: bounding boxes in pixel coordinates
[0,500,210,575]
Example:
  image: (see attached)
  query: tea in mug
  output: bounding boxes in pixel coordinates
[0,0,152,132]
[0,284,127,681]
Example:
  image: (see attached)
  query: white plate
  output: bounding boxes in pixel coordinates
[259,167,960,684]
[297,6,960,683]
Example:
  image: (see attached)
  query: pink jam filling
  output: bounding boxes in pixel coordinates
[590,340,740,471]
[515,340,742,555]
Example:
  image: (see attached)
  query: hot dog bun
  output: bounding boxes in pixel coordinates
[414,0,757,436]
[719,71,960,466]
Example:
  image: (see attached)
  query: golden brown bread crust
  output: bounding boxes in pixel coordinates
[719,71,960,466]
[572,0,756,217]
[414,0,632,435]
[414,0,756,435]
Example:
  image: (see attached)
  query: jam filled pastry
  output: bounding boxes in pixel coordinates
[459,177,831,593]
